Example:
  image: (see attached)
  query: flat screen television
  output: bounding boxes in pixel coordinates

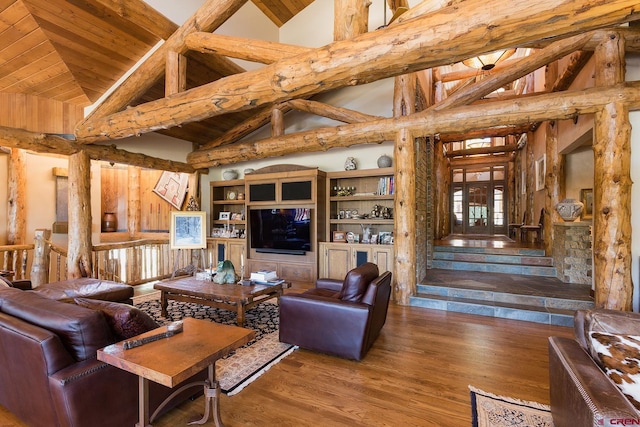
[249,208,312,255]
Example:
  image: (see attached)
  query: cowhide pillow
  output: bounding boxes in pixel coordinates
[590,331,640,411]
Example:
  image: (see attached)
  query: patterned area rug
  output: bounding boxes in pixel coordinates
[135,298,296,395]
[470,386,554,427]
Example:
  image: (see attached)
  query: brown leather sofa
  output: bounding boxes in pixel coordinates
[0,276,134,304]
[0,286,204,427]
[279,262,392,360]
[549,308,640,427]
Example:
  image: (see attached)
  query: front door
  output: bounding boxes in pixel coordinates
[467,184,489,234]
[451,165,508,235]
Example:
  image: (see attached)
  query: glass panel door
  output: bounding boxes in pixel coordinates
[467,184,489,234]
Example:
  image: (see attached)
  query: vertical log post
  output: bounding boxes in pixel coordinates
[593,31,632,310]
[435,141,450,238]
[334,0,371,41]
[544,62,565,253]
[166,51,187,96]
[7,148,26,245]
[30,229,51,287]
[393,73,417,304]
[128,166,141,238]
[67,151,93,278]
[271,108,284,137]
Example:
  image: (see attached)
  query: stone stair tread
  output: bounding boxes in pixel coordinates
[418,280,593,302]
[413,293,579,314]
[433,245,546,257]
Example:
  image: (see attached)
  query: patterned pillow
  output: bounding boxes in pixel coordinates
[74,298,159,341]
[589,331,640,411]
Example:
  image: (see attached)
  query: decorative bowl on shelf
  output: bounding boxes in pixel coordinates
[556,198,584,221]
[223,170,238,180]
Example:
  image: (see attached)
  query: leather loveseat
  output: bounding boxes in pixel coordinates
[279,262,392,360]
[0,286,204,427]
[549,308,640,427]
[0,276,134,304]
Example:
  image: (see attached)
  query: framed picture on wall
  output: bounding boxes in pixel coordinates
[153,171,189,210]
[170,211,207,249]
[535,155,546,191]
[581,188,593,219]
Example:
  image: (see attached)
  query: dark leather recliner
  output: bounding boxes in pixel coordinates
[279,262,392,361]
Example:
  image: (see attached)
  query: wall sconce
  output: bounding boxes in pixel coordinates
[462,49,516,71]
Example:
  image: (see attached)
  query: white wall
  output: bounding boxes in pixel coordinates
[564,146,594,201]
[627,53,640,311]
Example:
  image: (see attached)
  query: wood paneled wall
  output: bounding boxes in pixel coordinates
[0,93,84,134]
[100,166,174,233]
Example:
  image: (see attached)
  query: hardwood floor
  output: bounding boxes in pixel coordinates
[0,302,574,426]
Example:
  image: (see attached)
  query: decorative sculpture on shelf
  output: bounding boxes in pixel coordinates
[344,157,357,171]
[213,260,238,284]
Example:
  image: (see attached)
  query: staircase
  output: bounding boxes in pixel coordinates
[410,241,594,326]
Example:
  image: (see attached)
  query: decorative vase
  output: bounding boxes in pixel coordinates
[101,212,117,232]
[223,170,238,180]
[243,168,254,175]
[377,154,392,168]
[556,198,584,222]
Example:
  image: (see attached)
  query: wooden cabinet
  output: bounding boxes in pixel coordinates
[318,242,393,280]
[207,238,246,275]
[242,165,327,283]
[325,167,394,242]
[210,179,246,238]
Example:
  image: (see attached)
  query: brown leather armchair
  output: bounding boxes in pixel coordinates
[279,263,392,361]
[549,309,640,427]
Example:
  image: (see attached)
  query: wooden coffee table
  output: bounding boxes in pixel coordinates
[98,317,253,427]
[154,276,290,327]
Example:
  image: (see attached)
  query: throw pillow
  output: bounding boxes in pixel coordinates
[589,331,640,411]
[74,298,159,341]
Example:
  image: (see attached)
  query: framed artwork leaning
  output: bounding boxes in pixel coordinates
[170,211,207,250]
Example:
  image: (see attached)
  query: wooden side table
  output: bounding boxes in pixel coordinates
[98,318,254,427]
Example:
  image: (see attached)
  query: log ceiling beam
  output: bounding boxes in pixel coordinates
[451,153,513,166]
[432,32,593,111]
[446,144,518,158]
[199,104,289,150]
[438,28,640,84]
[552,50,594,92]
[185,33,311,64]
[0,127,196,173]
[78,0,250,128]
[285,99,382,123]
[439,124,532,143]
[75,0,640,143]
[186,82,640,168]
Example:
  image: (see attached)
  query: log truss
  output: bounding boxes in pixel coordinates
[4,0,640,309]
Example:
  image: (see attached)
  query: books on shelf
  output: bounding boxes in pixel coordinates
[250,270,278,282]
[377,176,394,195]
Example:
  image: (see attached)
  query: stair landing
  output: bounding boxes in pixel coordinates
[412,236,594,326]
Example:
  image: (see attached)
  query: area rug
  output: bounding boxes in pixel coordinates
[135,298,296,395]
[469,386,554,427]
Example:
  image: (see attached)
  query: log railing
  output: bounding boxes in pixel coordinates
[1,234,211,286]
[48,241,68,283]
[91,239,206,285]
[0,244,33,280]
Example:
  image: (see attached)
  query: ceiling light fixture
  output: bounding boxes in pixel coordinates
[462,49,516,71]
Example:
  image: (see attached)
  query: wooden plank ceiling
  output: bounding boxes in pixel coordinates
[0,0,313,144]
